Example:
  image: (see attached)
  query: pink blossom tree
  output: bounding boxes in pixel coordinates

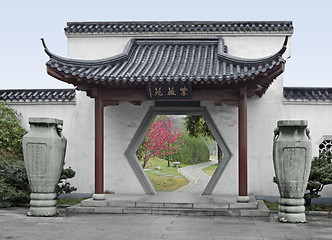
[137,116,184,168]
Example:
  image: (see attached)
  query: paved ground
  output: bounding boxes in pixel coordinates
[177,159,218,193]
[0,207,331,240]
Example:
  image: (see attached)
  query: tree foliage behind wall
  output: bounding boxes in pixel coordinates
[0,102,26,157]
[0,102,77,208]
[0,102,29,207]
[172,133,210,164]
[304,152,332,206]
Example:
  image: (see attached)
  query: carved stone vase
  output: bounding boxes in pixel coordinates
[273,120,312,223]
[23,118,67,216]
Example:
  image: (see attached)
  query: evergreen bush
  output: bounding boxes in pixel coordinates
[304,152,332,206]
[172,134,210,164]
[0,155,30,208]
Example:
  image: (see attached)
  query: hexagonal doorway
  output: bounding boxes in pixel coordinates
[124,106,232,195]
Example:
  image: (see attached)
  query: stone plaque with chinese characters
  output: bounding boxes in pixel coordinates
[146,83,192,100]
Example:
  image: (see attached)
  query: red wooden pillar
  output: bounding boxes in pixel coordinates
[94,96,104,195]
[238,86,249,202]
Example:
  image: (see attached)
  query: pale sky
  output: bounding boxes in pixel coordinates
[1,0,331,89]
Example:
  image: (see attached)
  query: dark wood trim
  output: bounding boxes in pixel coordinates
[103,100,120,107]
[95,94,104,194]
[96,88,241,103]
[238,85,248,197]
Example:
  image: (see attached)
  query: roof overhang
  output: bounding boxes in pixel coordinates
[43,36,287,106]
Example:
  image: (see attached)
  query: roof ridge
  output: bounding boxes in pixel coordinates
[284,87,332,102]
[65,21,293,34]
[0,89,76,102]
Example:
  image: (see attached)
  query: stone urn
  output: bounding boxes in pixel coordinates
[273,120,312,223]
[23,118,67,216]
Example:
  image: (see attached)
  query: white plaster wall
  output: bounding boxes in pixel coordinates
[201,101,239,195]
[10,96,96,193]
[11,103,75,135]
[11,30,332,197]
[201,76,285,196]
[104,101,154,194]
[67,34,290,60]
[246,76,285,196]
[64,32,296,195]
[284,103,332,197]
[68,37,132,59]
[223,36,291,59]
[63,91,95,193]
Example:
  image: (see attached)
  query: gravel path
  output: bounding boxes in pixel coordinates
[176,159,218,193]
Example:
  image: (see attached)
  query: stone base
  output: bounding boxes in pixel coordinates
[28,193,57,217]
[93,194,106,200]
[237,195,250,203]
[28,207,57,217]
[278,198,306,223]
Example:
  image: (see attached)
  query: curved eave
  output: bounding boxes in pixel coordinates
[43,37,286,97]
[218,37,287,66]
[41,38,137,66]
[46,61,285,92]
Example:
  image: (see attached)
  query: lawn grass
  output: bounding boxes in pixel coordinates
[264,200,332,212]
[145,171,189,192]
[264,201,279,210]
[57,198,87,206]
[143,157,190,176]
[202,163,218,176]
[143,157,189,191]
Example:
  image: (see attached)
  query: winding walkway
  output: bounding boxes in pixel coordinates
[176,158,218,193]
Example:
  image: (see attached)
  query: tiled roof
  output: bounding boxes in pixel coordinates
[284,87,332,102]
[65,21,293,35]
[0,89,76,103]
[44,37,287,91]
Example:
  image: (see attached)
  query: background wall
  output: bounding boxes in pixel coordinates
[10,31,331,197]
[284,102,332,196]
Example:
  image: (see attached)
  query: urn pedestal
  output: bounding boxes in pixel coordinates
[273,120,312,223]
[23,118,66,216]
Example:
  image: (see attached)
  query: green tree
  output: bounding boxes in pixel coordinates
[184,116,222,163]
[0,102,26,157]
[0,102,29,207]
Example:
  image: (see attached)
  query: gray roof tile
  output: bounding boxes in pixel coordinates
[44,38,287,87]
[0,89,75,103]
[65,21,293,35]
[283,87,332,102]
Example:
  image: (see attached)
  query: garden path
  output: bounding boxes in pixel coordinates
[176,158,218,193]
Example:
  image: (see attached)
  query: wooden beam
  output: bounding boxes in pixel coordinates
[98,88,240,102]
[128,101,141,106]
[103,100,120,107]
[222,100,239,107]
[238,85,248,197]
[94,95,104,194]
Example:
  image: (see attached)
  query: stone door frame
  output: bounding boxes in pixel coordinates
[124,106,233,195]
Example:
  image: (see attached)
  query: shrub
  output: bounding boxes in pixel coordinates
[273,152,332,206]
[0,155,30,208]
[0,102,77,207]
[0,153,77,207]
[304,152,332,206]
[57,167,77,196]
[172,133,210,164]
